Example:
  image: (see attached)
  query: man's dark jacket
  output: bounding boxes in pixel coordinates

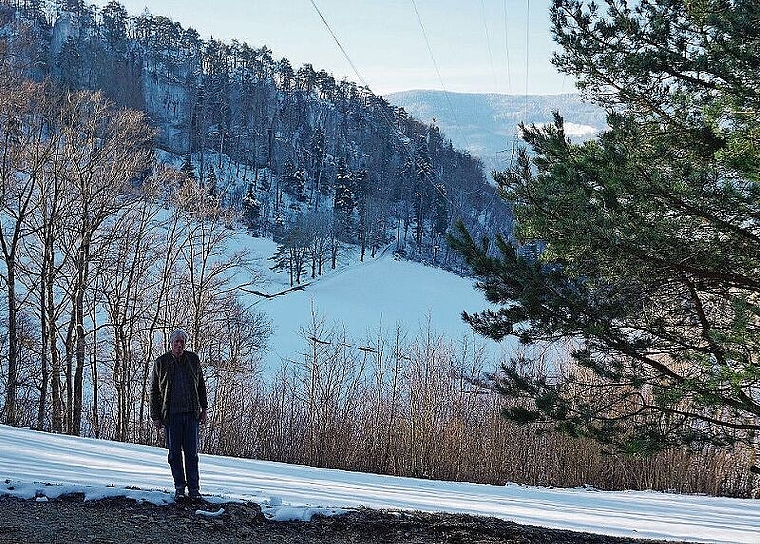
[150,350,208,422]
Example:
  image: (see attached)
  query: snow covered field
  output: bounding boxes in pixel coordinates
[237,235,509,374]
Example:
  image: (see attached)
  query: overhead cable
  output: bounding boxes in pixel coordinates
[308,0,452,205]
[480,0,499,93]
[409,0,475,153]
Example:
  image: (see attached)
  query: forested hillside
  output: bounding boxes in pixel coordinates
[3,0,510,267]
[0,0,517,457]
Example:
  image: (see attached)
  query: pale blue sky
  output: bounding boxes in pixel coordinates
[91,0,574,96]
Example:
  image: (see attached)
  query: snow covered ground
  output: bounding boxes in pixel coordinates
[237,235,510,374]
[3,227,756,543]
[1,425,758,543]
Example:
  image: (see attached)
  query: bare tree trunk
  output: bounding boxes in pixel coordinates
[90,311,100,439]
[3,261,18,426]
[57,91,156,435]
[47,246,64,434]
[70,233,90,436]
[0,96,38,426]
[36,270,48,430]
[64,314,75,433]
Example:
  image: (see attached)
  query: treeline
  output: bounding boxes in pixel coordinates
[0,60,268,440]
[3,0,511,270]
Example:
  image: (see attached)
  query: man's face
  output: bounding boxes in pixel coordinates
[171,336,186,358]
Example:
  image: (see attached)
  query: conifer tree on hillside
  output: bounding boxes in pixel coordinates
[333,159,356,240]
[1,0,512,269]
[180,154,197,181]
[449,0,760,457]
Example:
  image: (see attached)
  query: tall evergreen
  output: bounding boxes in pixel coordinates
[450,0,760,455]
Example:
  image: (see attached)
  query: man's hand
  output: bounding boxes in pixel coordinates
[199,409,208,425]
[152,419,163,430]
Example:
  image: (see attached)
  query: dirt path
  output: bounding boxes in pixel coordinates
[0,495,695,544]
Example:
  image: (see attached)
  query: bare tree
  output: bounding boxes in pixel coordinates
[132,165,191,442]
[170,179,255,349]
[204,293,270,454]
[94,181,167,441]
[56,90,155,435]
[0,76,50,426]
[22,84,74,432]
[303,210,330,278]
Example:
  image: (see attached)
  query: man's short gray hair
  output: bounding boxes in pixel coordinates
[169,329,188,344]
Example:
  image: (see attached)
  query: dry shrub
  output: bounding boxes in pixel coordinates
[189,319,758,498]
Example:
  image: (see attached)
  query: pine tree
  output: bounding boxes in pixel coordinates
[242,181,262,233]
[100,1,129,50]
[333,159,355,241]
[180,154,197,182]
[206,166,218,198]
[449,0,760,455]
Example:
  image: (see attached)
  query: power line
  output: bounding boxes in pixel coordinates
[308,0,369,89]
[409,0,475,153]
[480,0,499,93]
[503,0,512,93]
[308,0,453,206]
[410,0,446,91]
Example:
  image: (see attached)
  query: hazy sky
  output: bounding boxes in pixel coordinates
[90,0,575,97]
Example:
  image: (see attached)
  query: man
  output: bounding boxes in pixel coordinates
[150,329,208,501]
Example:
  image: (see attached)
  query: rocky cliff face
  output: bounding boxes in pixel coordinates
[142,60,195,154]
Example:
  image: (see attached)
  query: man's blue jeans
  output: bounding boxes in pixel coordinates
[166,412,200,492]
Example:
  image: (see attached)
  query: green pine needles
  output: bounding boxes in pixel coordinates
[449,0,760,458]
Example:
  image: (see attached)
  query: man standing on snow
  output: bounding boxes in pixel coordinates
[151,329,208,501]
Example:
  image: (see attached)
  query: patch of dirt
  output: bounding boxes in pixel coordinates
[0,494,696,544]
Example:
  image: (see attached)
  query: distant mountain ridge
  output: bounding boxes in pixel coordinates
[387,90,607,171]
